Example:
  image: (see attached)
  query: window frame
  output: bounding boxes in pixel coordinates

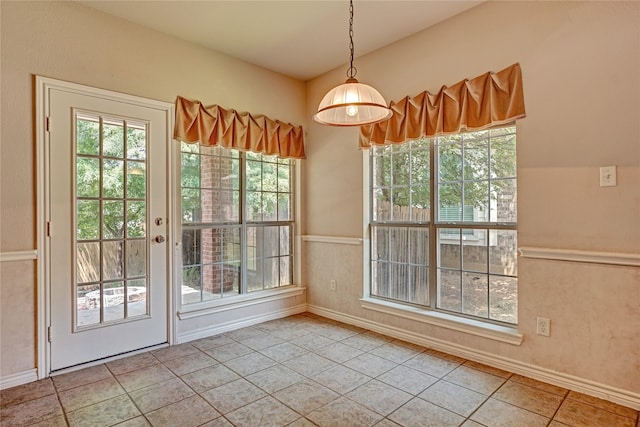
[176,143,297,309]
[369,125,518,327]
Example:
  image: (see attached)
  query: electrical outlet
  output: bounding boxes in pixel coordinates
[600,165,617,187]
[536,317,551,337]
[330,279,337,291]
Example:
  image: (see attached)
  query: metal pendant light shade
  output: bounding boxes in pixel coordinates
[313,0,391,127]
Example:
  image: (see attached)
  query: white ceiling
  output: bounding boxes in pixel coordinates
[78,1,483,81]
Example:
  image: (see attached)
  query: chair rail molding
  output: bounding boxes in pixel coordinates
[0,250,38,262]
[301,235,363,245]
[519,246,640,267]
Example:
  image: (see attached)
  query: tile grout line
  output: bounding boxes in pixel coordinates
[546,388,571,427]
[4,314,639,427]
[221,324,400,425]
[260,327,452,425]
[182,333,312,426]
[226,328,452,426]
[105,360,153,427]
[457,371,512,427]
[183,325,526,426]
[51,378,72,427]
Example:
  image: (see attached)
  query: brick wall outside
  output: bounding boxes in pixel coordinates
[201,154,236,294]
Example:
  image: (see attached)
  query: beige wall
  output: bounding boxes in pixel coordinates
[304,1,639,395]
[1,0,639,400]
[0,1,305,377]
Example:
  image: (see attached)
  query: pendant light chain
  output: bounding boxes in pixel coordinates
[347,0,357,80]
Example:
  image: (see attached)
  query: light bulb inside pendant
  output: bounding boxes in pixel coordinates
[345,86,359,117]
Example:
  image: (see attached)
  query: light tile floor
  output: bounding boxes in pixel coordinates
[1,313,639,427]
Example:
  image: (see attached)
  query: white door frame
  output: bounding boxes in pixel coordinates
[35,76,176,378]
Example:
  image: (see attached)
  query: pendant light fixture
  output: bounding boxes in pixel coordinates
[313,0,392,127]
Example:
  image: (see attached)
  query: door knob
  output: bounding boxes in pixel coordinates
[154,235,165,243]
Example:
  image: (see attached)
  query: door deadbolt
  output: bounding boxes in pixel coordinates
[155,218,164,226]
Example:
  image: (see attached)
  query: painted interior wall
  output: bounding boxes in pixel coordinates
[304,0,639,397]
[1,0,638,406]
[0,1,305,378]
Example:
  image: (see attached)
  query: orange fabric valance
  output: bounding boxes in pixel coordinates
[359,63,526,148]
[174,96,305,159]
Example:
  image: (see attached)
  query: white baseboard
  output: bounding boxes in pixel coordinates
[176,303,308,343]
[307,304,640,410]
[0,369,38,390]
[1,305,308,390]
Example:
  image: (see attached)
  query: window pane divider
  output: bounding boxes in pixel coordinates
[434,222,516,229]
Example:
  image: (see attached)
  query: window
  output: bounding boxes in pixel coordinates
[370,126,517,324]
[180,143,294,305]
[75,113,149,325]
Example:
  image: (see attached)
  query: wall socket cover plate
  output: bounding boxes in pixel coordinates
[600,165,617,187]
[536,317,551,337]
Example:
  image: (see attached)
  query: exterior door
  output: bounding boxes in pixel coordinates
[46,83,170,372]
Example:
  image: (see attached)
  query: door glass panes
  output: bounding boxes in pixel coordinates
[127,162,146,199]
[75,113,149,327]
[76,158,100,197]
[77,200,100,240]
[103,159,124,198]
[77,242,100,283]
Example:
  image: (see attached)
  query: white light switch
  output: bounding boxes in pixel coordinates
[599,166,617,187]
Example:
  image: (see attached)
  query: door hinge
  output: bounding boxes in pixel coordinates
[48,326,52,342]
[46,116,50,132]
[46,221,52,237]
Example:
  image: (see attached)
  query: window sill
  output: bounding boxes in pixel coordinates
[177,286,305,320]
[360,298,523,346]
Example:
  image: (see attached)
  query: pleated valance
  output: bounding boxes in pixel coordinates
[359,63,526,148]
[174,96,305,159]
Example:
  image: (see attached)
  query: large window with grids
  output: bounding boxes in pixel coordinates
[180,143,294,305]
[370,126,517,324]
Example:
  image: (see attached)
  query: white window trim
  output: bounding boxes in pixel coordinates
[177,285,305,319]
[359,297,522,345]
